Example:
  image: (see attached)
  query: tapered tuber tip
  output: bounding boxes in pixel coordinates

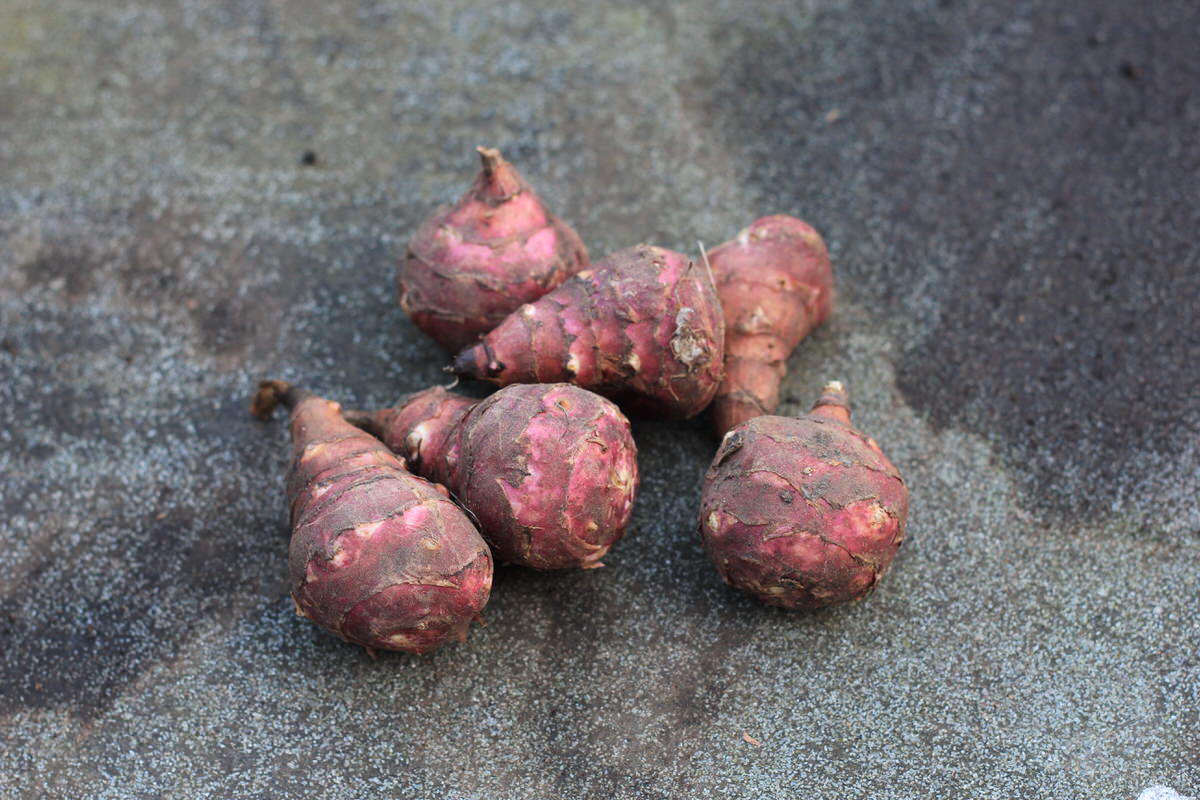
[472,146,523,200]
[250,379,314,419]
[476,146,504,177]
[250,379,292,419]
[450,349,474,377]
[450,344,498,379]
[811,381,852,425]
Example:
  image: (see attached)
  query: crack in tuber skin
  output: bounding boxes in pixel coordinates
[698,382,907,609]
[345,383,639,570]
[251,380,492,653]
[398,147,589,352]
[707,215,833,436]
[450,245,725,420]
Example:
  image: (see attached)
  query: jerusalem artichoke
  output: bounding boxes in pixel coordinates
[251,380,492,653]
[399,147,589,352]
[698,382,906,609]
[346,383,638,570]
[707,215,833,435]
[451,245,725,420]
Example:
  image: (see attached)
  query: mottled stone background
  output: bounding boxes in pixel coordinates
[1,1,1197,798]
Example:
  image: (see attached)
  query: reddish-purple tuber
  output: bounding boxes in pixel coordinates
[346,383,639,570]
[698,382,907,609]
[450,244,725,420]
[399,147,589,352]
[707,214,834,436]
[251,380,492,653]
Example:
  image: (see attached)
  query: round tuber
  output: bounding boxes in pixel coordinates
[346,383,639,570]
[451,244,725,420]
[707,215,833,436]
[399,147,589,352]
[698,382,907,609]
[252,380,493,654]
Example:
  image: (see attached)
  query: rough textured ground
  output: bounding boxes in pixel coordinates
[2,1,1198,798]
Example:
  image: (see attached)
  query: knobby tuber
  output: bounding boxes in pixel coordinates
[251,380,493,654]
[399,147,589,352]
[707,214,833,436]
[698,382,907,609]
[451,244,725,420]
[345,383,639,570]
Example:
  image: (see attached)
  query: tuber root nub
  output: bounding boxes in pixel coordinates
[810,380,851,425]
[250,379,314,419]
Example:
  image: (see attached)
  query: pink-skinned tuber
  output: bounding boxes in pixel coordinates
[707,214,833,436]
[345,383,639,570]
[698,382,907,609]
[451,244,725,420]
[251,380,492,654]
[399,147,589,352]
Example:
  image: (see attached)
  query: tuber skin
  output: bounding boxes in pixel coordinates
[698,382,907,609]
[707,215,833,436]
[251,380,492,654]
[451,244,726,420]
[399,147,589,352]
[345,383,639,570]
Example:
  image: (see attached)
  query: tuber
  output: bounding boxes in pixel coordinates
[345,383,639,570]
[399,147,589,352]
[706,214,833,436]
[451,244,725,420]
[698,382,907,609]
[251,380,492,653]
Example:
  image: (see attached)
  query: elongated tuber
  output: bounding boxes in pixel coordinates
[251,380,492,653]
[451,244,725,420]
[707,215,833,436]
[698,382,906,609]
[399,147,589,352]
[346,383,638,570]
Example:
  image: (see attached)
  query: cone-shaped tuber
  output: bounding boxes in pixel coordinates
[251,380,492,653]
[346,383,639,570]
[451,245,725,420]
[698,382,907,609]
[399,147,589,352]
[707,215,833,436]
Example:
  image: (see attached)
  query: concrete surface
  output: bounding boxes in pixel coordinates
[1,1,1197,797]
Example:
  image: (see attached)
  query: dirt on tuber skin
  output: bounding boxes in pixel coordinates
[399,147,589,352]
[345,383,639,570]
[707,215,833,436]
[251,380,493,654]
[698,382,907,609]
[450,244,726,420]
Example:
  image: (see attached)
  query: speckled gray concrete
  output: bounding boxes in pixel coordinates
[1,1,1197,798]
